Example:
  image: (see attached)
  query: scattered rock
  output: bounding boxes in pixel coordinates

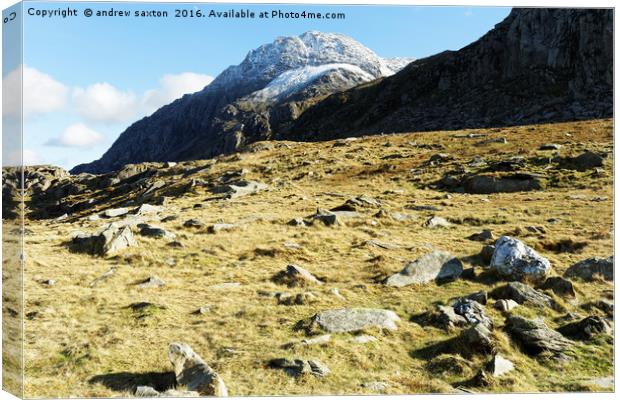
[568,151,604,170]
[183,219,204,228]
[331,195,381,211]
[102,207,129,218]
[207,223,237,234]
[465,291,488,305]
[309,209,343,226]
[424,216,451,229]
[453,298,493,329]
[137,276,166,289]
[287,217,308,227]
[539,143,562,150]
[311,308,400,333]
[360,381,389,393]
[479,245,495,264]
[505,316,573,355]
[490,236,551,281]
[564,256,613,281]
[486,354,514,377]
[490,282,556,309]
[274,264,323,287]
[385,251,463,287]
[268,358,330,377]
[581,300,613,318]
[135,386,162,397]
[168,342,228,396]
[210,180,268,199]
[558,316,612,340]
[468,229,494,242]
[278,292,319,306]
[463,174,543,194]
[134,204,164,215]
[538,276,576,298]
[283,334,331,349]
[460,323,495,355]
[494,299,519,312]
[72,225,137,256]
[138,224,176,239]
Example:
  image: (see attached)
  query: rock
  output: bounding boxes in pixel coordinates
[161,215,178,222]
[287,217,308,227]
[168,342,228,396]
[331,195,381,211]
[385,251,463,287]
[494,299,519,312]
[557,316,612,340]
[361,381,389,393]
[268,358,330,377]
[486,354,514,377]
[284,334,332,349]
[538,276,576,298]
[424,216,451,229]
[274,264,323,287]
[183,219,204,228]
[164,161,177,168]
[581,299,613,317]
[102,207,129,218]
[539,143,562,150]
[460,323,495,355]
[138,224,176,239]
[465,290,488,305]
[207,223,237,234]
[134,204,164,215]
[479,245,495,264]
[490,236,551,281]
[463,174,543,194]
[432,305,468,329]
[71,225,137,256]
[278,292,318,306]
[468,229,494,242]
[137,276,166,289]
[569,151,604,170]
[309,209,343,226]
[490,282,556,309]
[505,316,573,354]
[429,153,453,164]
[39,279,55,286]
[210,180,268,199]
[135,386,162,397]
[564,256,613,281]
[193,306,210,315]
[453,298,493,329]
[312,308,400,333]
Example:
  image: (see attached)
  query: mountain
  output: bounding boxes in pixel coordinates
[288,8,613,139]
[71,31,413,174]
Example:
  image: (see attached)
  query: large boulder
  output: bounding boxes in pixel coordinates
[463,174,543,194]
[311,308,400,333]
[385,251,463,287]
[557,316,612,340]
[490,282,556,309]
[505,316,573,355]
[564,256,613,281]
[490,236,551,281]
[72,225,137,256]
[168,343,228,396]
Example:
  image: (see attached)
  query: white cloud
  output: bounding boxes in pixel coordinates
[73,83,138,124]
[3,65,68,117]
[142,72,213,115]
[46,123,104,148]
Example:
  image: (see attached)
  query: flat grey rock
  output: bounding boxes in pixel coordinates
[313,308,400,333]
[385,251,463,287]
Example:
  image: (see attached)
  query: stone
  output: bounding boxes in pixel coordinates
[207,223,237,234]
[539,143,562,150]
[137,276,166,289]
[268,358,330,377]
[168,342,228,396]
[287,217,308,227]
[479,245,495,264]
[275,264,323,287]
[557,316,612,340]
[490,236,551,281]
[310,209,343,226]
[490,282,556,309]
[138,224,176,239]
[278,292,319,306]
[487,354,514,377]
[433,305,468,329]
[424,216,451,229]
[361,382,389,393]
[463,174,543,194]
[453,298,493,329]
[312,308,400,333]
[581,299,613,317]
[538,276,576,298]
[564,256,613,281]
[134,204,164,215]
[331,195,381,211]
[505,316,573,354]
[135,386,161,397]
[183,219,204,228]
[465,290,488,305]
[494,299,519,312]
[460,323,495,355]
[468,229,494,242]
[72,225,137,256]
[570,151,604,170]
[101,207,129,218]
[385,251,463,287]
[210,180,268,199]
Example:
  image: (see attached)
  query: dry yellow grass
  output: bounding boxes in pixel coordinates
[14,119,614,397]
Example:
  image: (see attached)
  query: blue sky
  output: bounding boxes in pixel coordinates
[9,1,510,169]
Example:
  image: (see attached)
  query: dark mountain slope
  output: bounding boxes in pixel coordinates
[287,8,613,140]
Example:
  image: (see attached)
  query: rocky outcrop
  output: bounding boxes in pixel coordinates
[291,9,612,139]
[168,343,228,396]
[505,316,573,355]
[310,308,400,333]
[564,256,613,281]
